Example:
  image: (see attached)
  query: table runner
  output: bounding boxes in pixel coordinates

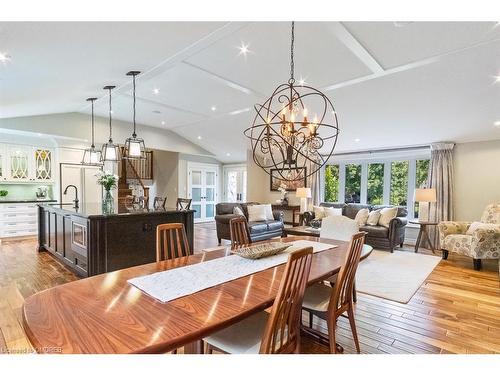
[128,240,336,303]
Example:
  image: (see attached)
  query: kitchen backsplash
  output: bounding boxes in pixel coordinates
[0,184,54,200]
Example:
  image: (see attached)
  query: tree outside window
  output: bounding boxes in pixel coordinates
[367,163,384,205]
[414,159,430,218]
[390,161,409,206]
[324,165,339,202]
[345,164,361,203]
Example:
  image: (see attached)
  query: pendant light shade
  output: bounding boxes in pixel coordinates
[82,97,103,166]
[100,85,121,162]
[123,70,146,160]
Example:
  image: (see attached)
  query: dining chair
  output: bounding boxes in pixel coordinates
[204,247,314,354]
[176,198,192,210]
[229,217,251,249]
[124,195,136,207]
[301,232,366,354]
[153,196,167,210]
[137,195,149,209]
[156,223,192,261]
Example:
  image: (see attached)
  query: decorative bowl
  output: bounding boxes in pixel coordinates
[231,242,291,259]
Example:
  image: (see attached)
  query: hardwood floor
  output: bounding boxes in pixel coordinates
[0,223,499,354]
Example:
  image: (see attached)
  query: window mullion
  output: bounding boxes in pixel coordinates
[408,159,416,218]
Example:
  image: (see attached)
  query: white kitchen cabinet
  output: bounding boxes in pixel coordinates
[0,202,39,238]
[0,144,54,183]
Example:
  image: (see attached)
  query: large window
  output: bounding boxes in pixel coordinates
[324,165,339,202]
[323,155,430,218]
[345,164,361,203]
[367,163,384,205]
[390,161,409,206]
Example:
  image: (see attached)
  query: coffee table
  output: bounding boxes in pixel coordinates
[283,225,320,237]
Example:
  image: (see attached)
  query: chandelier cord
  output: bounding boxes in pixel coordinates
[91,99,95,147]
[290,21,295,82]
[132,74,137,137]
[108,88,113,141]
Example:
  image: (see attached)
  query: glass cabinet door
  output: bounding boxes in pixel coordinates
[9,147,30,180]
[34,148,52,181]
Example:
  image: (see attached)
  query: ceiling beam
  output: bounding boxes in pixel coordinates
[327,22,384,74]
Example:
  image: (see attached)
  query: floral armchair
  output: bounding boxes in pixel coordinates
[438,204,500,270]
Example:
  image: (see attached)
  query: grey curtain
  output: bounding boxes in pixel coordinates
[308,171,321,207]
[428,142,455,248]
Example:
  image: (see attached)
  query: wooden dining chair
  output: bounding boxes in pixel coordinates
[153,196,167,210]
[204,247,313,354]
[156,223,192,261]
[176,198,192,210]
[124,195,136,206]
[229,217,251,249]
[301,232,366,354]
[137,196,149,209]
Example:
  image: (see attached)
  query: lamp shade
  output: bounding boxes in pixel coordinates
[414,188,437,202]
[296,187,311,199]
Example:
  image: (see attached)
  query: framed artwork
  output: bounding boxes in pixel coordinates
[270,168,307,191]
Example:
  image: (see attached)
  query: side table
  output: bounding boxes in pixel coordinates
[410,220,438,253]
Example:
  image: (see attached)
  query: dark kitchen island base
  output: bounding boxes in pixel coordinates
[38,203,194,277]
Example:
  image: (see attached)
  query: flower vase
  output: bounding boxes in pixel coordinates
[102,189,114,214]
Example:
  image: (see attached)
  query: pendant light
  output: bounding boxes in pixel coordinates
[100,85,121,162]
[244,22,339,182]
[123,70,146,159]
[82,97,103,166]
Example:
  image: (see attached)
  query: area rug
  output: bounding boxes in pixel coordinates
[356,250,441,303]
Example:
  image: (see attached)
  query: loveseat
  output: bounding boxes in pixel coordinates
[215,202,284,244]
[303,203,408,251]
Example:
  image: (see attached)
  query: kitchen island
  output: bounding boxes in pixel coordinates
[37,203,194,277]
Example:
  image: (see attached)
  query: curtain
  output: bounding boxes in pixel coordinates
[428,142,455,248]
[308,170,321,207]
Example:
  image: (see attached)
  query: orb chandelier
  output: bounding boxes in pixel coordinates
[244,21,339,182]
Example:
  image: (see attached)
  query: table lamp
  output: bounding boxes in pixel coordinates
[414,188,436,221]
[296,187,311,213]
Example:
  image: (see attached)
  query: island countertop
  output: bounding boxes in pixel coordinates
[39,202,195,218]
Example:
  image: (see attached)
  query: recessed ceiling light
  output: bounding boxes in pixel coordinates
[494,121,500,127]
[226,153,231,157]
[354,138,360,142]
[152,110,161,114]
[153,88,160,95]
[0,52,11,64]
[197,135,202,140]
[161,121,165,125]
[211,106,217,112]
[237,42,250,56]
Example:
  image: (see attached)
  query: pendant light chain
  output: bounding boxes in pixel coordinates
[91,99,95,147]
[290,21,295,83]
[108,87,113,141]
[132,73,137,137]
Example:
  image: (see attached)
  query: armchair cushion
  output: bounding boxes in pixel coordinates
[471,226,500,258]
[442,234,474,257]
[438,221,471,244]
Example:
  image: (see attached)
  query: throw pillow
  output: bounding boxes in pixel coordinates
[366,209,382,226]
[233,206,245,216]
[313,206,326,219]
[354,208,369,226]
[247,204,268,222]
[263,204,275,221]
[378,207,398,228]
[466,221,500,235]
[324,207,343,217]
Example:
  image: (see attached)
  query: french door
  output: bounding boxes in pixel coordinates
[223,165,247,202]
[188,163,218,223]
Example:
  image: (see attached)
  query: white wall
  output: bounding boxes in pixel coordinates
[454,139,500,221]
[149,149,179,209]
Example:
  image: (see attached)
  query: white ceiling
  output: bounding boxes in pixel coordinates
[1,21,499,163]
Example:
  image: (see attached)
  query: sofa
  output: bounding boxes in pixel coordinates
[215,202,284,244]
[303,203,408,251]
[438,203,500,270]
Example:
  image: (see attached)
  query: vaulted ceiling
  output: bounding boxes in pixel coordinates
[1,21,499,162]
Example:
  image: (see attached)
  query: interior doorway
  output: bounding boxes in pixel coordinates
[223,164,247,203]
[187,162,219,223]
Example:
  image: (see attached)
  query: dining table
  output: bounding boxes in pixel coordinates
[22,236,354,354]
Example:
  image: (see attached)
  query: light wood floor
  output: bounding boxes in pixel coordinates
[1,223,499,354]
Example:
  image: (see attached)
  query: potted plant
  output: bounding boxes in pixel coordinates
[96,171,118,214]
[0,190,8,200]
[278,183,288,205]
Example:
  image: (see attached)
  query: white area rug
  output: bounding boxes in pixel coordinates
[356,250,441,304]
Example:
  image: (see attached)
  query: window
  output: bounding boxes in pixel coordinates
[345,164,361,203]
[390,161,409,206]
[323,154,430,218]
[324,165,339,202]
[414,159,430,218]
[367,163,384,205]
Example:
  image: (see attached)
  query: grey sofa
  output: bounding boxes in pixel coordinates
[303,203,408,252]
[215,202,284,244]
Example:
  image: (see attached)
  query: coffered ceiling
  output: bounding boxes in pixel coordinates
[1,21,499,162]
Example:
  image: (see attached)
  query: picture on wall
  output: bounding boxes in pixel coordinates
[270,168,307,191]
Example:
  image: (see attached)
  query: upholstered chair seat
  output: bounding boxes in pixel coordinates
[438,203,500,270]
[302,283,332,312]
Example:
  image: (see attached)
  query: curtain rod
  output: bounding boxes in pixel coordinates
[327,144,430,157]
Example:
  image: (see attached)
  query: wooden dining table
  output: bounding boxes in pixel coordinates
[22,236,350,354]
